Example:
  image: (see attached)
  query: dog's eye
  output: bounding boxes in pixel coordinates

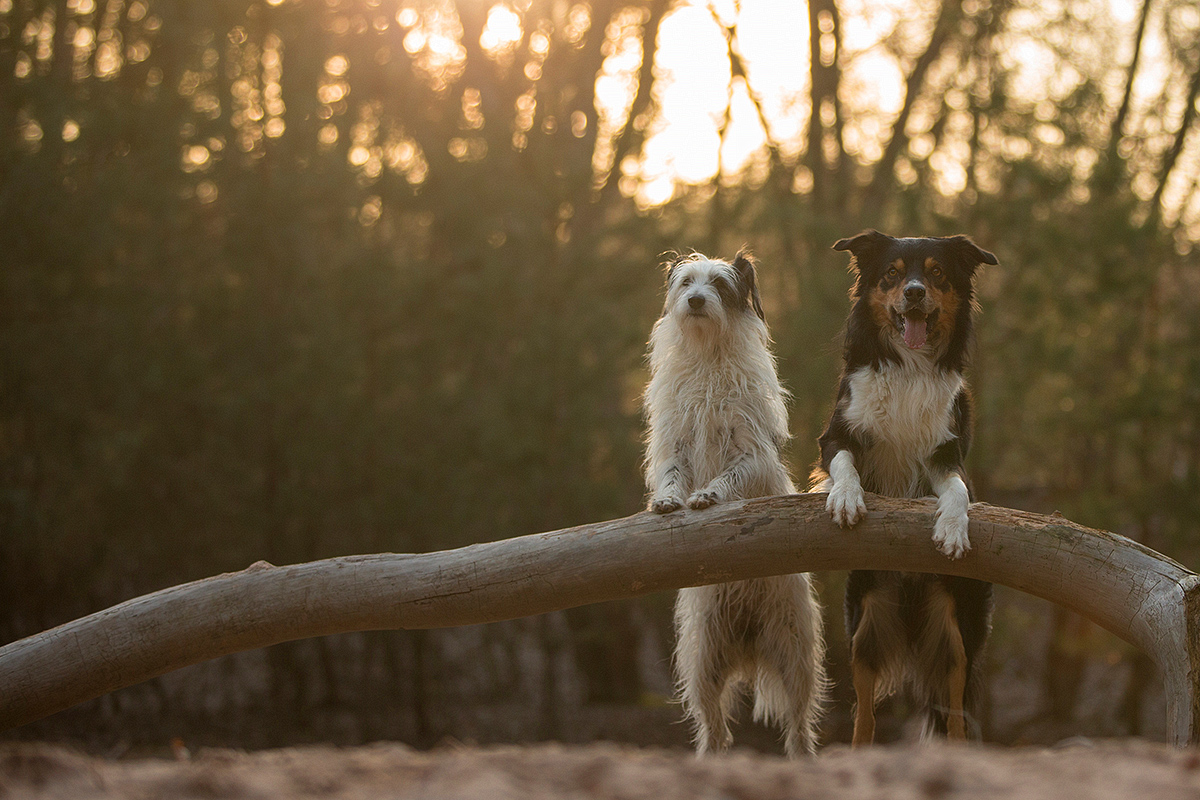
[681,277,693,287]
[930,265,943,277]
[886,266,900,277]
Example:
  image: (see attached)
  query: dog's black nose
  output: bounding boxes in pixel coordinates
[688,295,705,310]
[903,284,926,303]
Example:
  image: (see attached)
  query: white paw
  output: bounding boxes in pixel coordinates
[933,510,970,559]
[686,489,720,510]
[826,483,866,528]
[651,495,684,514]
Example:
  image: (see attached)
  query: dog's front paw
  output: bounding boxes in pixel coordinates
[827,483,866,528]
[651,496,684,514]
[932,511,970,559]
[686,490,720,510]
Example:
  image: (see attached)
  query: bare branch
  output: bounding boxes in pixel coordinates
[712,8,811,269]
[2,494,1200,745]
[1147,59,1200,226]
[713,12,787,169]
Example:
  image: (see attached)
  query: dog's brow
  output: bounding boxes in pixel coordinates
[925,258,938,269]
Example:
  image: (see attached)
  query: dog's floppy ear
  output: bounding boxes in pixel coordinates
[832,230,891,269]
[662,251,684,284]
[659,252,688,316]
[733,249,765,321]
[944,235,998,269]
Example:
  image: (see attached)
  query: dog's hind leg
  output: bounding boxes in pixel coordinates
[945,619,968,740]
[691,673,735,756]
[926,589,969,741]
[675,587,735,755]
[753,578,826,757]
[764,649,823,757]
[914,583,970,741]
[679,646,734,756]
[850,658,878,747]
[846,583,903,747]
[844,585,902,748]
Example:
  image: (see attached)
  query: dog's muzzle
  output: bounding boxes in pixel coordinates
[896,282,932,349]
[903,282,926,304]
[685,295,711,317]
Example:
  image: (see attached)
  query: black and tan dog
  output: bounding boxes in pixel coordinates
[811,230,996,745]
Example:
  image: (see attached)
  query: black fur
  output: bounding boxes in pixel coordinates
[833,230,993,374]
[732,250,766,321]
[820,231,997,742]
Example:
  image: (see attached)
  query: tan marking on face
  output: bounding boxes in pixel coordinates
[881,281,908,314]
[868,286,894,331]
[925,257,938,270]
[928,283,961,343]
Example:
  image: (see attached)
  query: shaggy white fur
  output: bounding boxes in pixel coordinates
[644,253,827,757]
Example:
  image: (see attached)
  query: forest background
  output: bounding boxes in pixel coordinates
[2,0,1200,751]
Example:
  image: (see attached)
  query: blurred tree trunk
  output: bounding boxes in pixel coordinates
[39,0,73,170]
[1103,0,1153,170]
[1043,607,1088,724]
[576,0,670,240]
[1118,651,1155,736]
[806,0,846,216]
[408,629,438,747]
[863,0,964,220]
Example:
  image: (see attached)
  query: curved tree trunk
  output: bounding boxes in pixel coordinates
[1,494,1198,743]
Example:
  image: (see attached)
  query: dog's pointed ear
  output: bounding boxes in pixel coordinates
[832,230,891,270]
[944,235,998,269]
[733,249,765,321]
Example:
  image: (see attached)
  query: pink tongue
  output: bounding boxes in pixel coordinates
[903,317,927,349]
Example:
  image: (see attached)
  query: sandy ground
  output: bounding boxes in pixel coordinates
[2,738,1199,799]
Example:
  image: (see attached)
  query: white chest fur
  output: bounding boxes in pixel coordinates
[652,368,777,485]
[841,359,962,496]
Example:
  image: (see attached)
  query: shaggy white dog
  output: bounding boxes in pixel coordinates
[644,251,826,757]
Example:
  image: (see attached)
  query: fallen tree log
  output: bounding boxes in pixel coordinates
[1,494,1197,743]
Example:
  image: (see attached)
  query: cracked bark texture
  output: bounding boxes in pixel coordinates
[1,494,1197,743]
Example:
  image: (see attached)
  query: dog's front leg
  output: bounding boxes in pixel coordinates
[649,443,691,514]
[825,449,867,527]
[686,426,769,509]
[685,451,753,510]
[930,469,971,559]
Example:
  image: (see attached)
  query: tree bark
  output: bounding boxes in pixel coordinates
[2,494,1199,744]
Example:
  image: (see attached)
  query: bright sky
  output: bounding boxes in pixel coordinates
[12,0,1196,231]
[620,0,1197,221]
